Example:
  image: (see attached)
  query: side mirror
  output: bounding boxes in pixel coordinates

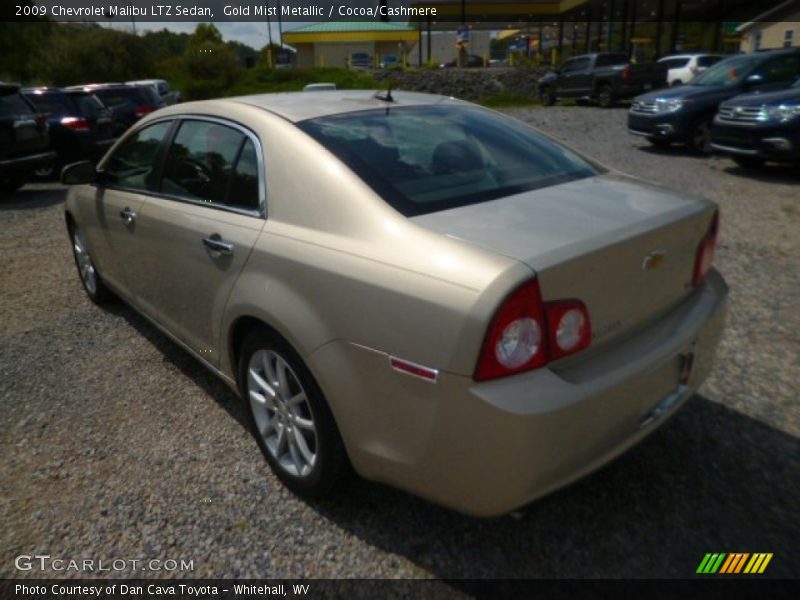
[60,161,98,185]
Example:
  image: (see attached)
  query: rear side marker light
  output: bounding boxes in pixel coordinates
[390,356,438,383]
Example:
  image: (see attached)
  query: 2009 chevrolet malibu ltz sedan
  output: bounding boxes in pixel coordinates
[61,90,728,516]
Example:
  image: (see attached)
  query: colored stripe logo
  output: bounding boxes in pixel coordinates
[696,553,773,574]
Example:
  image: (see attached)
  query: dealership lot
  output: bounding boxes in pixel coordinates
[1,106,798,579]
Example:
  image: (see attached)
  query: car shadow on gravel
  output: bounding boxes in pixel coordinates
[634,143,709,159]
[98,302,251,431]
[722,164,800,185]
[0,186,66,210]
[308,396,800,579]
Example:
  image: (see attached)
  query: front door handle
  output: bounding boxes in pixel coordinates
[120,207,137,224]
[203,234,234,255]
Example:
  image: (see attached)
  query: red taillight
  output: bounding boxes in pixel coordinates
[60,116,90,131]
[622,66,631,81]
[693,210,719,287]
[474,280,592,381]
[134,106,155,118]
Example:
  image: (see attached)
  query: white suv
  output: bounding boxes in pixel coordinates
[658,54,724,86]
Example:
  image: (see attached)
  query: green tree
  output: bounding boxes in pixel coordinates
[181,24,241,100]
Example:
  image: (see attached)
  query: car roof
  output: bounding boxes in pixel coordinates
[220,89,461,123]
[127,79,165,85]
[64,83,129,91]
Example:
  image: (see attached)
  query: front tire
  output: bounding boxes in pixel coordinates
[239,330,348,498]
[69,223,113,304]
[539,86,555,106]
[689,119,712,154]
[647,137,672,147]
[0,175,25,195]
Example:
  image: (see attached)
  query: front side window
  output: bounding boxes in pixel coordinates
[299,105,598,217]
[569,57,591,71]
[752,54,800,84]
[103,121,172,190]
[160,120,260,212]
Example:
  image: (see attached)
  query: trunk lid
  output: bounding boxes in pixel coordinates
[412,173,716,348]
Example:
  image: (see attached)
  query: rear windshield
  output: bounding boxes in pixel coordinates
[298,105,599,216]
[24,92,75,115]
[0,91,34,116]
[71,93,107,117]
[660,57,690,69]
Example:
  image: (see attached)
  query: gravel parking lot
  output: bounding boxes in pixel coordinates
[1,106,798,581]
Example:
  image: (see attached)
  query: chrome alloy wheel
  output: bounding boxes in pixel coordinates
[72,228,97,295]
[248,349,318,478]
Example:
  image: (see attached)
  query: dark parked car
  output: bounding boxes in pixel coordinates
[440,54,485,68]
[0,82,55,194]
[22,87,118,179]
[66,84,161,136]
[711,78,800,167]
[628,48,800,153]
[538,52,668,108]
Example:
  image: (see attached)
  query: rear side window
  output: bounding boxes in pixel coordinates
[660,58,690,69]
[299,105,598,216]
[104,121,172,190]
[698,55,722,67]
[0,91,34,116]
[160,120,260,212]
[596,54,629,67]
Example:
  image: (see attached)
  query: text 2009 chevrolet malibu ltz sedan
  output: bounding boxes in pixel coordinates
[62,90,728,516]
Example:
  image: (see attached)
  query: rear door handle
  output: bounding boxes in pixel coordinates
[120,207,137,224]
[203,234,234,255]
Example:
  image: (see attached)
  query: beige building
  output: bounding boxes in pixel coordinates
[737,1,800,52]
[283,22,419,68]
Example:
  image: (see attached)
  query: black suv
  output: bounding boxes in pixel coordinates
[0,82,55,194]
[65,84,161,136]
[22,87,118,179]
[711,78,800,167]
[628,49,800,153]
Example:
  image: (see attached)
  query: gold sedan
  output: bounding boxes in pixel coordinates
[62,91,728,516]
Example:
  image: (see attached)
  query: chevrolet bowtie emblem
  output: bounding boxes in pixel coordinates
[642,250,667,270]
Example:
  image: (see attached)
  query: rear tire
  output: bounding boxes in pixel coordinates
[239,329,348,499]
[671,79,683,87]
[732,156,765,169]
[597,84,614,108]
[539,87,555,106]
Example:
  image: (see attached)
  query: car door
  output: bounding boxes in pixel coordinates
[560,57,592,96]
[131,118,265,366]
[77,120,173,298]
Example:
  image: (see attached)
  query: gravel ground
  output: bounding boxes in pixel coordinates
[1,106,798,582]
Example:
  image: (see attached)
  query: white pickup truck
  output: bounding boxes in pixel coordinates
[126,79,181,106]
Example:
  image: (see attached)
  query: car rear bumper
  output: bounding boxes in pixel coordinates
[311,269,729,516]
[711,120,800,162]
[628,111,690,141]
[0,150,57,173]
